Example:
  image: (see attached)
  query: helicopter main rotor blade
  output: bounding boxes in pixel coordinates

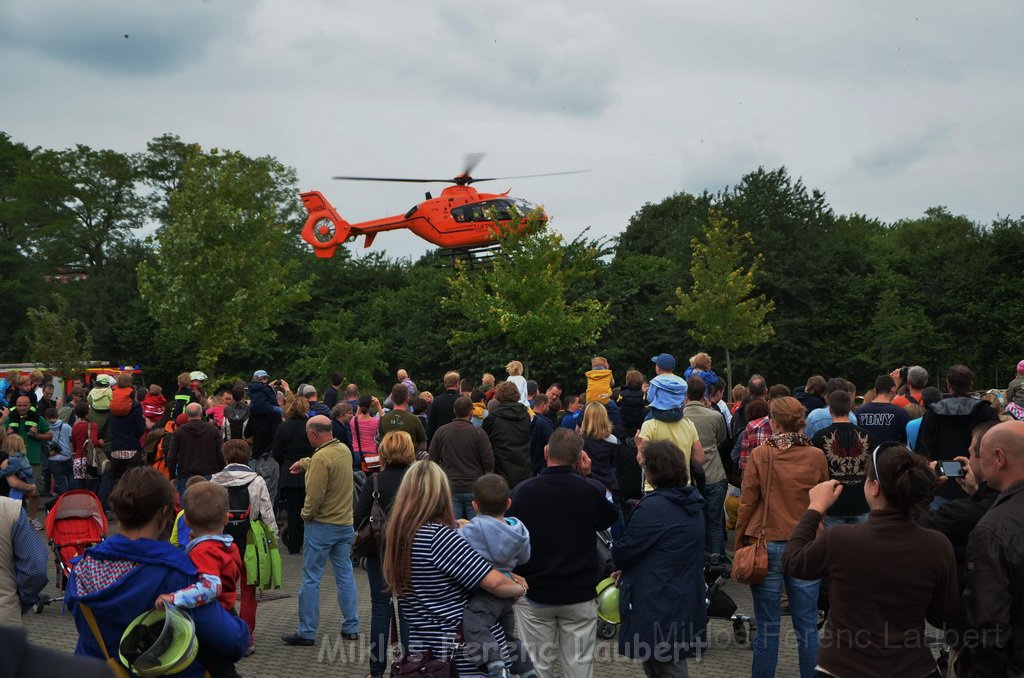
[461,152,486,178]
[331,176,455,183]
[467,169,590,184]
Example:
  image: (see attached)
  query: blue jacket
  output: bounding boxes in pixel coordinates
[248,381,281,416]
[67,534,249,676]
[459,515,531,573]
[109,401,146,453]
[647,374,688,411]
[682,366,721,391]
[612,485,707,659]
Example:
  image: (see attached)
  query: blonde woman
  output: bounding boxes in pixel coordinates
[383,461,528,677]
[580,401,624,538]
[354,431,415,678]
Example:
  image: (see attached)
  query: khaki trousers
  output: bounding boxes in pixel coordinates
[515,597,597,678]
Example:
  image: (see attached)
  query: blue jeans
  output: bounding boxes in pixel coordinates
[750,541,820,678]
[703,479,727,555]
[298,521,359,638]
[823,513,868,529]
[452,492,476,520]
[365,554,409,676]
[48,459,73,496]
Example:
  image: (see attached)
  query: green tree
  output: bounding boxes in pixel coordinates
[140,133,202,223]
[669,210,775,393]
[288,309,387,392]
[28,145,145,271]
[138,147,311,373]
[445,212,611,377]
[27,295,94,380]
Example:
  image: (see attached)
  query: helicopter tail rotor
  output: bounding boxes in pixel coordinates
[300,190,354,258]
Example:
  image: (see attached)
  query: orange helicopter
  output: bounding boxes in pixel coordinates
[299,154,585,258]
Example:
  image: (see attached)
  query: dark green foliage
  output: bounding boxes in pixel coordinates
[3,129,1023,394]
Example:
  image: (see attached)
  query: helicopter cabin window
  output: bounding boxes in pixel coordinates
[451,200,517,224]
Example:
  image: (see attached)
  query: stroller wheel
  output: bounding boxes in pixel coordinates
[732,619,747,644]
[33,595,50,614]
[596,620,617,640]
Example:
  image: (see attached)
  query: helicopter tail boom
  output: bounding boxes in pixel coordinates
[300,190,355,258]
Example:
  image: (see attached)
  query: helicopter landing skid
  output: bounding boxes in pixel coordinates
[433,243,502,269]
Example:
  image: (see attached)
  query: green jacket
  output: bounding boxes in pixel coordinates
[243,519,282,590]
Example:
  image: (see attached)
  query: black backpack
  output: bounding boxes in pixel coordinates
[225,405,250,441]
[224,482,253,547]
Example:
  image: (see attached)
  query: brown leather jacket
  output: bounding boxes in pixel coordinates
[735,440,828,548]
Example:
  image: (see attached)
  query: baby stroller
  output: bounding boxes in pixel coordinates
[36,489,108,612]
[705,554,755,644]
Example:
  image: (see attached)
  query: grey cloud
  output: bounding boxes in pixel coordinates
[853,123,955,175]
[280,3,619,117]
[0,0,252,75]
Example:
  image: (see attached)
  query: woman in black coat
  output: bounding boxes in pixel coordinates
[481,382,532,488]
[613,439,706,678]
[273,396,311,554]
[353,431,414,678]
[580,402,624,538]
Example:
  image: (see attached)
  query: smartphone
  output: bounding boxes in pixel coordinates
[939,461,964,478]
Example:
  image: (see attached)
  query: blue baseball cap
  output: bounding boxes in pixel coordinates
[651,353,676,371]
[253,369,269,380]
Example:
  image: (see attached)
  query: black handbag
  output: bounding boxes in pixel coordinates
[390,649,459,678]
[391,621,461,678]
[352,474,386,558]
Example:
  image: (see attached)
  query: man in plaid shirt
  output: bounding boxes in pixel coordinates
[738,385,792,471]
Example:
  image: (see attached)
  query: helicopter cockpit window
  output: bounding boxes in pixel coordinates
[452,200,516,223]
[512,198,536,217]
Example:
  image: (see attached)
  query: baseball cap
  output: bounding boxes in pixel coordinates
[189,371,208,382]
[94,374,116,387]
[1018,359,1024,373]
[651,353,676,371]
[253,370,269,380]
[297,383,316,397]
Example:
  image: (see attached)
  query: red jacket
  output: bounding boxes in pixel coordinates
[189,537,242,610]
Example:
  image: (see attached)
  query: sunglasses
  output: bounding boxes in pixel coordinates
[871,441,906,491]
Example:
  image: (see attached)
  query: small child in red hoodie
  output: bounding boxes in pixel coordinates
[141,384,168,425]
[157,480,243,676]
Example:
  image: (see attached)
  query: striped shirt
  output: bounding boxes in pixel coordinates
[400,522,505,675]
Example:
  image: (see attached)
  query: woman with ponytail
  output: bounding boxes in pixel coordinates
[783,443,960,678]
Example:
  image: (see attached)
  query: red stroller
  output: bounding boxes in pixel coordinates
[37,490,108,612]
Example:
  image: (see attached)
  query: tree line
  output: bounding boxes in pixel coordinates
[3,130,1022,396]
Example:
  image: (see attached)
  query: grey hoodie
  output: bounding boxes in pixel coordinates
[210,463,277,527]
[459,515,531,573]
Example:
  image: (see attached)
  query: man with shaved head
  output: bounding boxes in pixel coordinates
[167,400,224,498]
[961,421,1024,676]
[282,414,359,646]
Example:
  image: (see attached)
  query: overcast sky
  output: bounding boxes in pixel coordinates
[2,0,1022,260]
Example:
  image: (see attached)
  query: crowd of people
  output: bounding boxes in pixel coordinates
[1,355,1023,677]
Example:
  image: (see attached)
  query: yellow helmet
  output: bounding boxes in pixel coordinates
[119,604,198,677]
[596,576,620,624]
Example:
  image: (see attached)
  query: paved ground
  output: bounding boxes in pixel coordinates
[22,525,802,677]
